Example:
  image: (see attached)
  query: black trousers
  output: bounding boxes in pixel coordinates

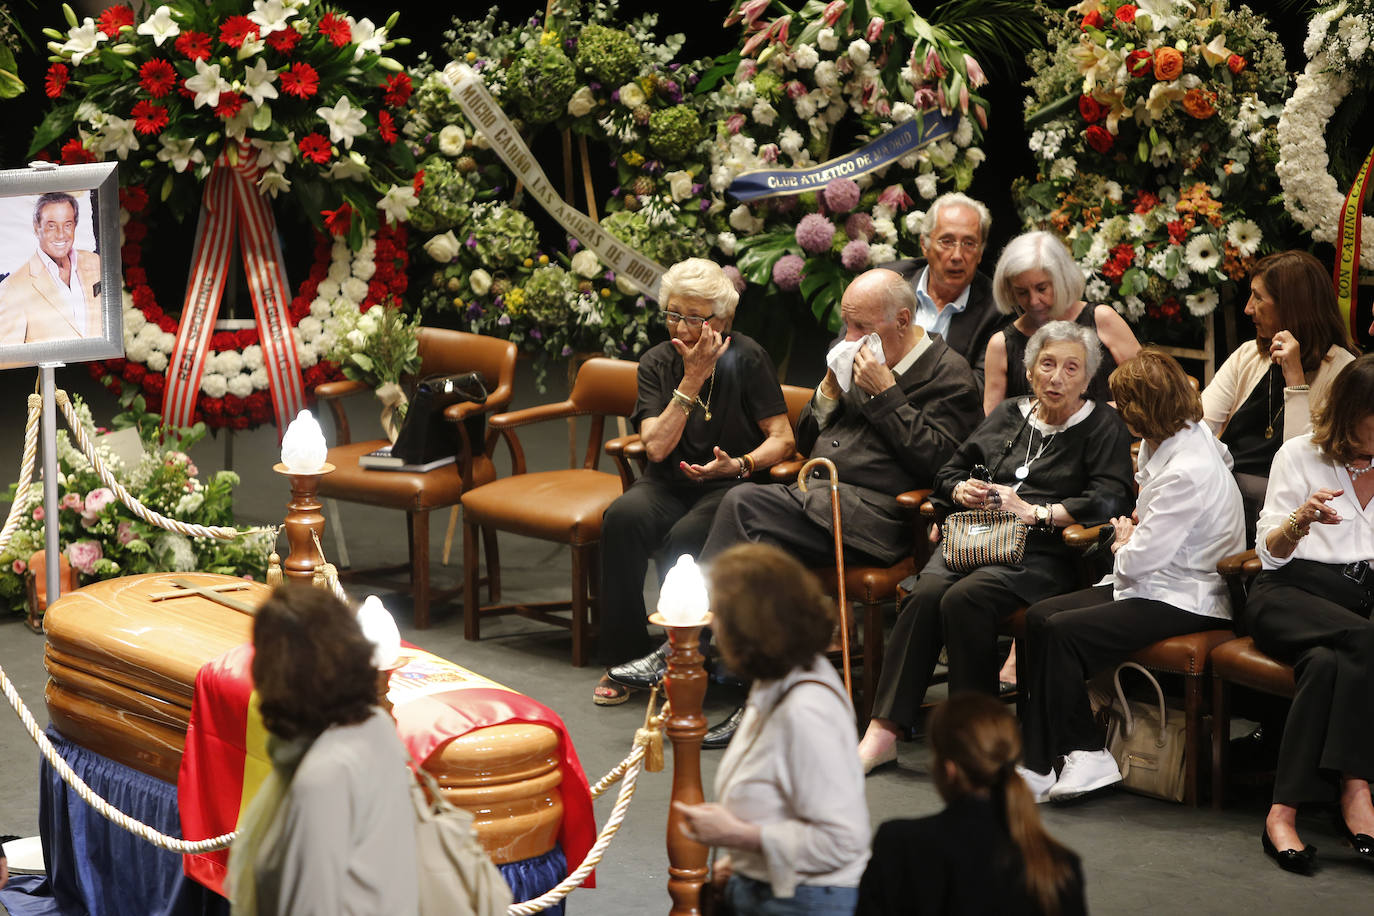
[869,566,1025,728]
[1021,585,1224,774]
[596,478,733,667]
[699,481,889,567]
[1244,562,1374,805]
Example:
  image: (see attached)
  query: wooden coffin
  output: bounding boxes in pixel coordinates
[43,573,561,864]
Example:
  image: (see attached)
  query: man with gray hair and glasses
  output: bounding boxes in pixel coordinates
[882,192,1005,395]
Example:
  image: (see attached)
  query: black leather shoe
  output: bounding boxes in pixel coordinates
[1262,828,1316,875]
[608,642,671,689]
[1334,814,1374,858]
[702,705,746,750]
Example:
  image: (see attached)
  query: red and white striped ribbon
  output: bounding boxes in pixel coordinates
[162,143,304,432]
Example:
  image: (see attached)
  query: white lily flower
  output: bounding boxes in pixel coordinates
[157,136,205,173]
[327,152,370,181]
[185,58,230,109]
[222,101,257,141]
[252,136,295,170]
[94,115,140,160]
[316,95,367,148]
[236,32,266,60]
[248,0,296,35]
[258,170,292,198]
[62,18,106,66]
[378,184,418,225]
[136,6,181,46]
[241,59,279,106]
[350,17,387,61]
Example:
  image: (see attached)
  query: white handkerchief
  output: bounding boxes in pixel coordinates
[825,333,886,393]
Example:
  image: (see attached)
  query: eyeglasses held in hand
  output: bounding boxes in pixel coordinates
[664,311,710,330]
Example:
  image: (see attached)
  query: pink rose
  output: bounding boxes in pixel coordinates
[84,487,115,517]
[66,540,102,576]
[60,493,82,512]
[32,507,44,521]
[12,559,25,575]
[117,521,137,545]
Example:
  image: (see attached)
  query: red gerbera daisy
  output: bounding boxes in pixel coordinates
[298,133,333,164]
[318,12,352,48]
[138,58,176,98]
[44,63,69,99]
[377,110,397,144]
[175,30,212,61]
[279,62,320,99]
[97,5,134,38]
[412,170,425,194]
[219,15,260,49]
[215,91,244,119]
[382,72,412,108]
[61,139,96,165]
[267,27,301,54]
[131,100,169,136]
[323,202,354,237]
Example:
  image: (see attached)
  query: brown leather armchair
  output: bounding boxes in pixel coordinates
[313,328,518,629]
[459,357,640,666]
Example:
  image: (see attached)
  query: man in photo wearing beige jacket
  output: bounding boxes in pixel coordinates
[0,191,102,346]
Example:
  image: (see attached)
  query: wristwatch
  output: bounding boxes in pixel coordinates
[1034,504,1051,528]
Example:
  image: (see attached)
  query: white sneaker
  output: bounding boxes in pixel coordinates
[1046,749,1122,802]
[1016,765,1057,803]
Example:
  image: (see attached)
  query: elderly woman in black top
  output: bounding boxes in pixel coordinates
[857,320,1135,772]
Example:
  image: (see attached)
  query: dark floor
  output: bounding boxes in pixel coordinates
[0,360,1370,914]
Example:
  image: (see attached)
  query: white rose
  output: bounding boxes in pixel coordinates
[716,231,738,256]
[438,125,465,157]
[146,351,168,372]
[664,169,694,202]
[227,374,253,398]
[351,257,376,281]
[243,345,264,370]
[356,312,379,335]
[469,268,492,295]
[423,231,461,263]
[817,28,838,52]
[571,249,601,278]
[567,85,596,117]
[200,373,227,398]
[615,274,639,295]
[729,204,763,233]
[792,44,819,69]
[341,277,370,304]
[619,81,646,108]
[847,39,870,66]
[751,99,777,126]
[345,329,367,349]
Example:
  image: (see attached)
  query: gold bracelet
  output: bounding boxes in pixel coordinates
[670,389,695,416]
[1283,510,1309,543]
[740,453,755,477]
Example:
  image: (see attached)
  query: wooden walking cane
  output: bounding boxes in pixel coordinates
[796,457,853,699]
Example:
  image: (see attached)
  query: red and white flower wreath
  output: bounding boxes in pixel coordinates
[88,184,410,430]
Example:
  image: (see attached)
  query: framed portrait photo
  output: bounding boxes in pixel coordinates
[0,162,124,369]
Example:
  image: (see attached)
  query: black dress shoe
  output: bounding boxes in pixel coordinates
[702,705,746,750]
[1262,828,1316,875]
[1334,814,1374,858]
[608,642,671,689]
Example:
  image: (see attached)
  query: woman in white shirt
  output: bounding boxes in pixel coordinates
[675,544,869,915]
[1017,350,1245,803]
[1243,354,1374,875]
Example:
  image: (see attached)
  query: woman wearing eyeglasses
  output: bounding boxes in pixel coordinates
[982,231,1140,416]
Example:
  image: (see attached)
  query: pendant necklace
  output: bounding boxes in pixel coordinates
[1263,366,1283,439]
[1015,409,1056,480]
[695,370,716,421]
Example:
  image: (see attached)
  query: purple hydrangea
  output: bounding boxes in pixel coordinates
[722,264,747,294]
[841,239,871,272]
[772,254,805,292]
[845,213,875,241]
[795,213,836,255]
[823,178,862,214]
[568,237,581,252]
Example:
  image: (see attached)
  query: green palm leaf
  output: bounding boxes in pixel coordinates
[925,0,1046,77]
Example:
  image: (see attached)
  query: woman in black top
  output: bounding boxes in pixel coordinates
[982,231,1140,415]
[857,320,1135,771]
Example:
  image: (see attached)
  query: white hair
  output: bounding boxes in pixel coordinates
[658,258,739,318]
[920,192,992,245]
[1024,319,1102,382]
[991,231,1086,317]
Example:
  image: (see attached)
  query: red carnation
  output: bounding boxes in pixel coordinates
[1133,190,1159,214]
[230,415,251,431]
[267,27,301,54]
[131,100,169,136]
[1078,94,1106,123]
[1125,49,1152,77]
[132,285,156,310]
[215,90,244,119]
[378,109,397,144]
[175,30,212,61]
[1166,220,1188,245]
[1084,125,1114,154]
[279,62,319,99]
[44,63,69,99]
[121,244,142,267]
[1081,9,1103,29]
[318,12,352,47]
[120,186,149,213]
[124,221,148,243]
[219,15,260,49]
[1161,297,1181,319]
[1114,4,1137,23]
[367,279,389,303]
[139,58,177,98]
[125,266,148,286]
[382,72,412,108]
[323,203,353,237]
[61,138,96,164]
[143,375,166,399]
[1227,54,1247,75]
[298,132,333,164]
[97,5,134,38]
[122,363,146,385]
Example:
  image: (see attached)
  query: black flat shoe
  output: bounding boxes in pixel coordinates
[608,642,671,690]
[1333,814,1374,858]
[702,705,746,750]
[1262,828,1316,875]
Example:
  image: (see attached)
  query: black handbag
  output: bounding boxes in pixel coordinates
[390,372,489,465]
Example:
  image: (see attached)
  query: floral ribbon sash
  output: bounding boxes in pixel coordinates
[163,141,304,432]
[1334,145,1374,340]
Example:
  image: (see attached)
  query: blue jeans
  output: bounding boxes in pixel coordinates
[726,875,858,916]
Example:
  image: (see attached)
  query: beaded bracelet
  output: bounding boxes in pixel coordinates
[1282,509,1309,543]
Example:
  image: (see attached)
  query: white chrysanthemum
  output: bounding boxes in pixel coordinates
[251,368,270,387]
[1085,278,1110,301]
[352,258,376,281]
[310,297,332,319]
[1226,219,1262,257]
[125,308,146,335]
[778,128,804,157]
[915,173,938,199]
[872,217,897,243]
[200,373,228,398]
[127,340,151,363]
[1049,157,1076,181]
[793,44,819,69]
[158,331,176,353]
[1184,235,1221,273]
[953,117,974,147]
[317,278,342,300]
[146,351,168,372]
[326,259,351,283]
[296,345,318,369]
[227,374,254,398]
[341,277,369,304]
[215,350,245,375]
[243,345,264,370]
[1122,295,1146,320]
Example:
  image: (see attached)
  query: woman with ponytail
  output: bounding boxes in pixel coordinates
[855,695,1084,916]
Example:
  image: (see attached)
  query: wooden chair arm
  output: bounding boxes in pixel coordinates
[1062,523,1107,549]
[488,399,579,430]
[1218,549,1260,578]
[897,489,932,511]
[314,379,369,400]
[770,457,805,482]
[605,434,644,491]
[443,399,499,423]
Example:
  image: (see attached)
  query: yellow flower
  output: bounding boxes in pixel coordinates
[540,30,559,47]
[506,287,527,315]
[1199,33,1232,67]
[465,51,476,62]
[453,297,465,308]
[623,150,645,167]
[523,257,534,267]
[538,254,549,264]
[600,288,610,297]
[1143,81,1186,121]
[1072,34,1118,94]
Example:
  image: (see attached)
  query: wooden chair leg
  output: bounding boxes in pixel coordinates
[861,599,883,724]
[463,519,481,642]
[481,526,501,603]
[441,505,460,566]
[570,545,590,667]
[1184,674,1201,807]
[1212,674,1229,810]
[410,510,431,630]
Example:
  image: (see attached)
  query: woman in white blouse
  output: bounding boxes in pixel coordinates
[1243,354,1374,875]
[675,544,869,915]
[1016,350,1245,803]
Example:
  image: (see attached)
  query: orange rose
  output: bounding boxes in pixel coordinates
[1153,46,1184,81]
[1181,88,1216,119]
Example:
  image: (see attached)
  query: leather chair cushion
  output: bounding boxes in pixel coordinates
[815,557,917,605]
[461,470,624,545]
[1211,636,1296,697]
[1129,629,1235,676]
[318,440,496,511]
